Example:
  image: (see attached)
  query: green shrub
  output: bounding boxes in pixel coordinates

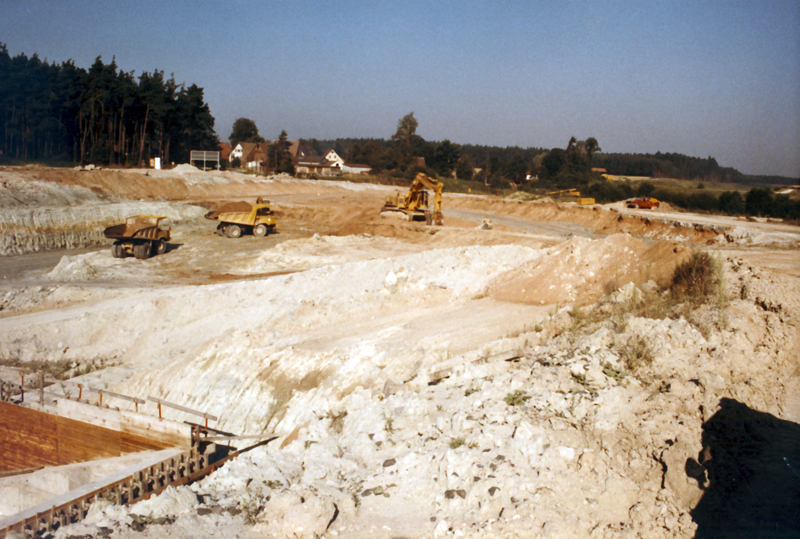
[504,390,530,406]
[669,251,718,306]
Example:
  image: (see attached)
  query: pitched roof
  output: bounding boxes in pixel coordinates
[296,155,337,168]
[236,142,257,160]
[235,141,273,162]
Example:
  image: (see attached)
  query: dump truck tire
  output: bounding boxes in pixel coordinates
[156,239,167,255]
[112,243,124,258]
[225,224,242,238]
[254,224,268,237]
[134,242,151,259]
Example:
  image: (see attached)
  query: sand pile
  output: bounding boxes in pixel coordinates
[487,233,692,305]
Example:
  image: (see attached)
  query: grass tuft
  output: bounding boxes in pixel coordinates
[616,334,655,372]
[449,437,466,449]
[504,390,531,406]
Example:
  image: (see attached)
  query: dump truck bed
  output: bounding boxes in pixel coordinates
[204,201,253,220]
[213,211,257,226]
[103,215,170,241]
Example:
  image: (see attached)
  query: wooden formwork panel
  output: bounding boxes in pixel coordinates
[120,412,192,449]
[120,431,171,454]
[55,414,121,464]
[0,403,176,473]
[0,402,59,472]
[55,399,191,450]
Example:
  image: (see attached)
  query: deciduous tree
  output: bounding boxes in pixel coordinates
[229,117,264,148]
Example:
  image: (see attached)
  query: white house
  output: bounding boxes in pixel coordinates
[324,150,345,166]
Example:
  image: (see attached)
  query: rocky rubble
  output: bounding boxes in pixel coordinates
[50,258,799,539]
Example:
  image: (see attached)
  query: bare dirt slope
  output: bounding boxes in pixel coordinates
[0,165,798,538]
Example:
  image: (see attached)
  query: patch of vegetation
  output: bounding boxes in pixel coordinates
[566,251,728,345]
[0,358,75,379]
[570,371,588,387]
[602,361,629,386]
[464,387,479,397]
[449,437,466,449]
[616,334,655,373]
[669,251,718,306]
[504,390,531,406]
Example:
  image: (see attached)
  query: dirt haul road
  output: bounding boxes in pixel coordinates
[0,165,799,539]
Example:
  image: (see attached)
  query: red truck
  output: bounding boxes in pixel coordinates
[627,197,660,210]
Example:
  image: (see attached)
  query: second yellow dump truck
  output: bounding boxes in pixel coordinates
[204,197,277,238]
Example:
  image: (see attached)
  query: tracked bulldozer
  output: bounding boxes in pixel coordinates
[381,172,444,226]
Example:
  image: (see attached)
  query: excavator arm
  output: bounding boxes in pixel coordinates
[410,173,443,212]
[381,172,444,225]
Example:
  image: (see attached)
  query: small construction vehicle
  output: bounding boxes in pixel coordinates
[204,197,277,238]
[381,172,444,225]
[545,188,595,205]
[627,196,660,210]
[104,215,171,259]
[546,188,581,198]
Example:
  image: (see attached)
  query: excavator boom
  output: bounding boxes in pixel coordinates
[381,172,444,225]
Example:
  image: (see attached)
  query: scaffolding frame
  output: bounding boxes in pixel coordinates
[190,150,220,171]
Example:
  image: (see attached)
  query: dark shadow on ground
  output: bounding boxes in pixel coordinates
[690,398,800,538]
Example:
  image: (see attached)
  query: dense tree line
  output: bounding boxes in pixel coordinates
[307,113,797,191]
[0,45,218,166]
[304,115,799,219]
[647,186,800,220]
[303,114,548,187]
[592,152,743,183]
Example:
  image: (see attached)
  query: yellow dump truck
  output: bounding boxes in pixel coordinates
[204,197,277,238]
[104,215,171,259]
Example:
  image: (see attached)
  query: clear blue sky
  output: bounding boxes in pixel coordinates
[2,0,799,177]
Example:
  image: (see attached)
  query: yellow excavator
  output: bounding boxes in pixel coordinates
[381,172,444,225]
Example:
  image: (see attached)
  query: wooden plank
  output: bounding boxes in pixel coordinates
[120,430,172,453]
[201,434,276,442]
[0,402,59,472]
[55,398,190,450]
[56,415,121,465]
[55,381,145,404]
[120,410,192,449]
[0,466,44,478]
[147,396,218,421]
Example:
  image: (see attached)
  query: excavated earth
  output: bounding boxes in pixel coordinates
[0,164,799,539]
